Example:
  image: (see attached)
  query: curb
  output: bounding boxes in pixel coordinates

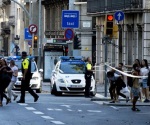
[91,97,126,101]
[91,93,126,101]
[103,102,150,106]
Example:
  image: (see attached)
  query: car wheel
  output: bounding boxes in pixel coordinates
[51,83,62,96]
[51,83,56,95]
[90,84,97,96]
[36,82,42,93]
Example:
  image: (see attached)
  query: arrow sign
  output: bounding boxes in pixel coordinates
[117,13,122,21]
[114,11,124,21]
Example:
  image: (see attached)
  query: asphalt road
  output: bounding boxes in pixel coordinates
[0,82,150,125]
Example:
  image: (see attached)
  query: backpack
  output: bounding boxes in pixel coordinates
[127,77,135,87]
[116,77,126,88]
[107,71,114,77]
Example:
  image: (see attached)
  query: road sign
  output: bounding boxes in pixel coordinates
[62,10,79,28]
[24,28,32,40]
[29,24,38,34]
[28,40,32,45]
[114,11,124,21]
[64,28,74,40]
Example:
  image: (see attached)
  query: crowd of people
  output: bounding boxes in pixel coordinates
[107,59,150,111]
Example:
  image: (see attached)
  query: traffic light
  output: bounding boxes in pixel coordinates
[74,35,81,49]
[34,36,38,48]
[106,15,114,36]
[64,46,68,56]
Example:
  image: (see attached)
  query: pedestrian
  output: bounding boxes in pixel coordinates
[17,51,39,103]
[131,64,140,111]
[127,59,142,102]
[7,60,18,103]
[107,69,117,103]
[140,59,150,102]
[114,63,129,102]
[0,59,12,106]
[84,57,93,98]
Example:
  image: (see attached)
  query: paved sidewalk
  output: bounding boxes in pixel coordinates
[93,83,150,106]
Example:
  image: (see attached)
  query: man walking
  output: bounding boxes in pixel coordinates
[17,51,39,103]
[84,57,93,98]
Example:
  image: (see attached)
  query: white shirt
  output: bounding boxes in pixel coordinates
[11,65,18,82]
[140,67,149,79]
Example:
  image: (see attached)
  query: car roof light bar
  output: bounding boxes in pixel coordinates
[7,56,35,61]
[60,56,83,61]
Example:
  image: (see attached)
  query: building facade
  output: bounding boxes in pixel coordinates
[87,0,150,82]
[0,0,41,56]
[42,0,96,63]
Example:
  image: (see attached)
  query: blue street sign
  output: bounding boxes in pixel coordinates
[65,28,74,40]
[114,11,124,21]
[62,10,79,28]
[24,28,32,40]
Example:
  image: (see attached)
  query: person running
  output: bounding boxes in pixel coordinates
[140,59,150,102]
[131,64,141,111]
[115,63,129,102]
[0,59,12,106]
[7,60,18,102]
[17,51,39,103]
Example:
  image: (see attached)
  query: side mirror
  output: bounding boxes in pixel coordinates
[39,69,43,72]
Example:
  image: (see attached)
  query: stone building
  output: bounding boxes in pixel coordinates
[0,0,40,56]
[42,0,96,64]
[87,0,150,83]
[87,0,149,66]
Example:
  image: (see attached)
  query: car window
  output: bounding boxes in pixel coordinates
[15,61,37,72]
[60,61,85,74]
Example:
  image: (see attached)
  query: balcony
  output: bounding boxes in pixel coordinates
[2,0,11,5]
[42,0,67,5]
[87,0,143,14]
[1,21,10,29]
[1,21,10,35]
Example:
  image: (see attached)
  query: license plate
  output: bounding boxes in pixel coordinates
[70,85,82,88]
[16,82,21,85]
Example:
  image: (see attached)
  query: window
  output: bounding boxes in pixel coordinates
[60,61,85,74]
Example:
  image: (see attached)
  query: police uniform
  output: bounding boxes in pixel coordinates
[84,62,93,97]
[17,52,39,103]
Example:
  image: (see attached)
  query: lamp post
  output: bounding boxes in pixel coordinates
[14,35,20,56]
[38,0,42,68]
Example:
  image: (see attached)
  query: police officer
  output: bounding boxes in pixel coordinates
[17,51,39,103]
[84,57,93,98]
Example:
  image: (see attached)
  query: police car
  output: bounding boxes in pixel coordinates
[50,56,97,96]
[7,56,43,93]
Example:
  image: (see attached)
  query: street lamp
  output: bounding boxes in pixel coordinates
[14,35,20,56]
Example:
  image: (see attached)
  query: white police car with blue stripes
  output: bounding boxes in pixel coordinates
[50,56,97,96]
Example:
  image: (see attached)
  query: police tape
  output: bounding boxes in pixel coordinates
[105,63,148,79]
